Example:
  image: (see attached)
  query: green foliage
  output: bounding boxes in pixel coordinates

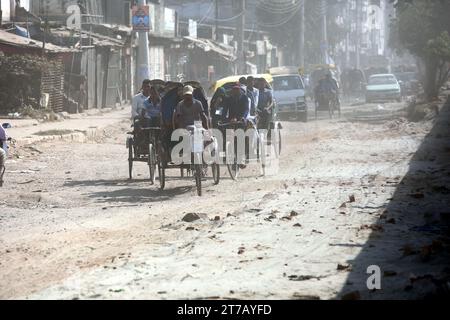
[390,0,450,99]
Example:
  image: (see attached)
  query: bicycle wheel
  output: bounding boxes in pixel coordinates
[158,162,165,191]
[128,138,134,180]
[148,143,156,185]
[0,165,5,187]
[226,141,240,181]
[212,163,220,185]
[258,133,266,176]
[195,164,202,196]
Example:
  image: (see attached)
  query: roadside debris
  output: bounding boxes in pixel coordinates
[360,224,384,232]
[337,263,352,271]
[341,291,361,300]
[288,275,324,281]
[292,293,321,300]
[182,213,207,223]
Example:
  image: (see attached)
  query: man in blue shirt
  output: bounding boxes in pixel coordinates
[222,84,250,123]
[142,86,162,127]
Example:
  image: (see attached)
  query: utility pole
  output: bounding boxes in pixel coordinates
[137,0,150,86]
[213,0,219,41]
[345,0,350,68]
[298,0,305,70]
[320,0,328,65]
[356,0,362,69]
[236,0,246,74]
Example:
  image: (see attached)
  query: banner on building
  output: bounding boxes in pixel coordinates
[132,5,151,32]
[256,40,266,55]
[164,8,175,34]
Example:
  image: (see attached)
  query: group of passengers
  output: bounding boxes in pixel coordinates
[131,76,275,135]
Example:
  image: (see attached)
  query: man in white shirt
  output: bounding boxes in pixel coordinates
[131,79,152,120]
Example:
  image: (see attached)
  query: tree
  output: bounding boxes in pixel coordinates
[389,0,450,100]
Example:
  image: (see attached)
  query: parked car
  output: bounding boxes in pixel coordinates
[272,74,308,122]
[365,74,402,103]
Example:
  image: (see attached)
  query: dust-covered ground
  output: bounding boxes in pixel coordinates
[1,100,449,300]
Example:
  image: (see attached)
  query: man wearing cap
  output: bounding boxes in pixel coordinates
[174,85,209,130]
[222,83,250,124]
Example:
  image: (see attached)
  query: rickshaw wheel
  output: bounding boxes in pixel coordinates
[226,141,240,181]
[195,164,202,196]
[148,143,156,185]
[0,166,5,187]
[212,163,220,185]
[158,163,165,190]
[258,133,266,176]
[128,138,134,180]
[274,129,282,158]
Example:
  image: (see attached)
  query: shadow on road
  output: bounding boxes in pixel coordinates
[336,99,450,300]
[64,179,195,203]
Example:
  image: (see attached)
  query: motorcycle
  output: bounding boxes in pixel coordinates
[1,123,12,187]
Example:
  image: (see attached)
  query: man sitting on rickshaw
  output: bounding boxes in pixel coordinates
[256,78,274,131]
[221,83,250,126]
[142,86,162,128]
[174,85,209,130]
[171,86,210,173]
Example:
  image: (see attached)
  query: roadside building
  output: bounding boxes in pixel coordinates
[0,29,78,114]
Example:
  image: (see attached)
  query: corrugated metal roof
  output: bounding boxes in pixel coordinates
[184,36,236,62]
[0,29,78,53]
[50,27,126,48]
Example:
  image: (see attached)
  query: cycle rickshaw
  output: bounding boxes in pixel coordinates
[314,91,341,120]
[156,81,221,196]
[211,76,282,180]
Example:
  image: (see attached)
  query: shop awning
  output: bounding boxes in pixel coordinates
[0,29,78,53]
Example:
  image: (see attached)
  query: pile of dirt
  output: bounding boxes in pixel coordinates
[407,95,449,122]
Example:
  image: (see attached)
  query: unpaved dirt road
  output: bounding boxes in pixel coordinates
[1,100,449,300]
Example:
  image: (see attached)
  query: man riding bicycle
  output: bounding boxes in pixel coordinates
[174,85,209,130]
[221,83,250,125]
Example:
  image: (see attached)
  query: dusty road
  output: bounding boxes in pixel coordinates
[1,100,449,300]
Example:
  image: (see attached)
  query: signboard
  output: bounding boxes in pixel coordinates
[256,40,266,55]
[188,19,197,39]
[132,5,151,32]
[164,8,175,33]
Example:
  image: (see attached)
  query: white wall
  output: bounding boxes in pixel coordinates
[1,0,30,21]
[1,0,12,21]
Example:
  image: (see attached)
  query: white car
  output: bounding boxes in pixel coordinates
[272,74,308,122]
[365,74,402,103]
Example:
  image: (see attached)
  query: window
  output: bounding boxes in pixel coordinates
[273,76,304,91]
[368,76,397,85]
